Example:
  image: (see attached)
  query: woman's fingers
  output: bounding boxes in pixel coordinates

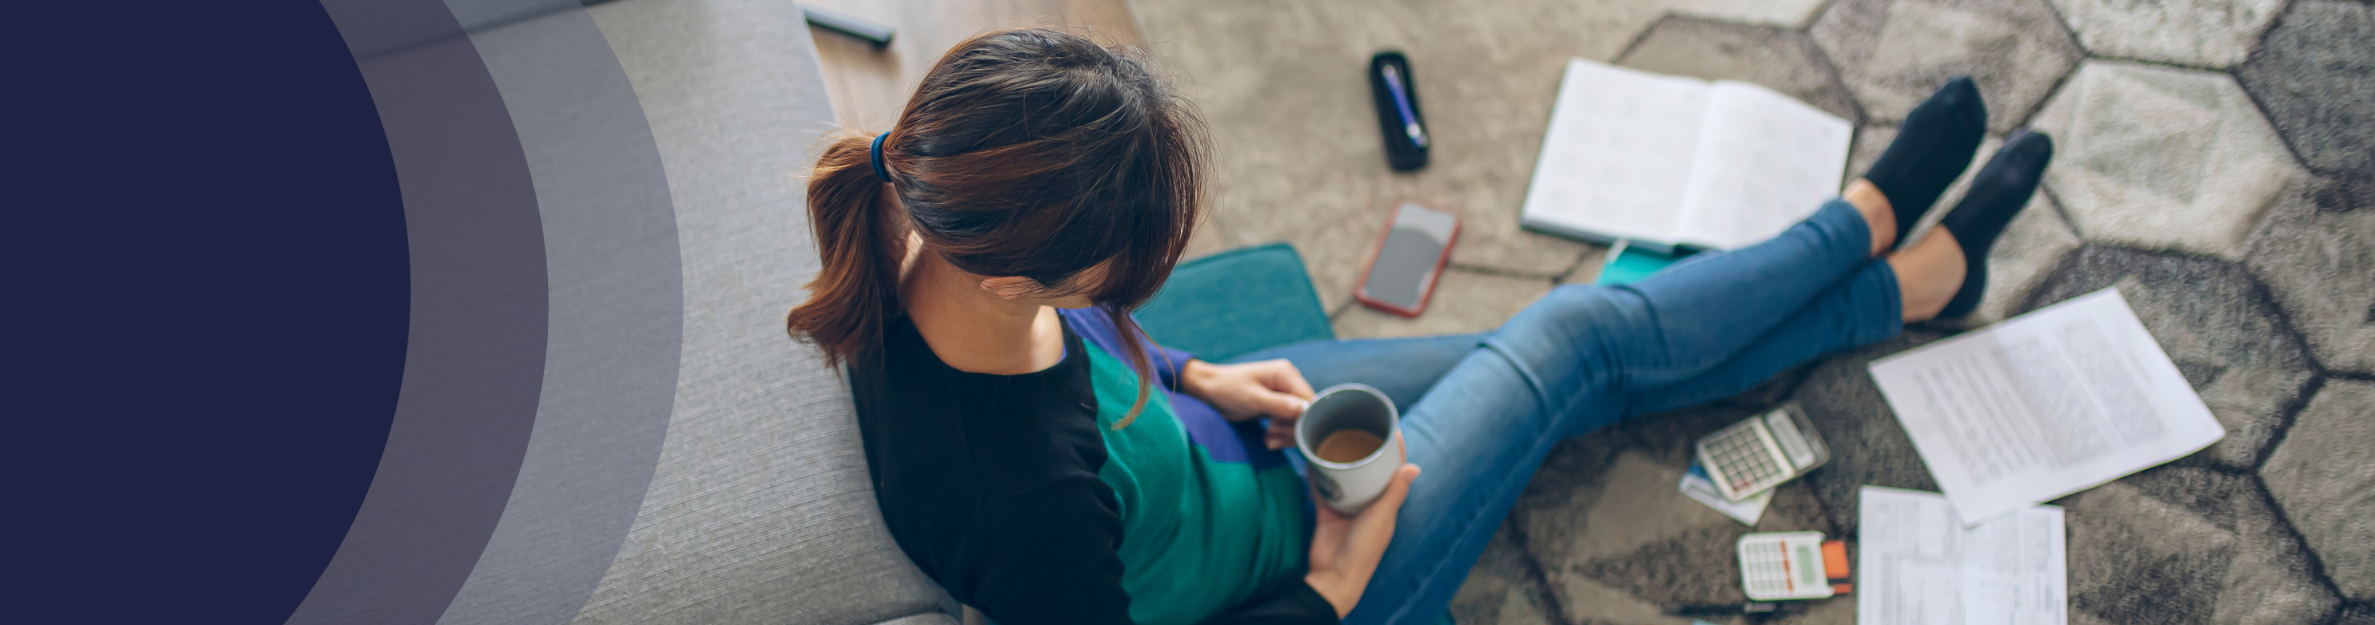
[1266,419,1296,450]
[1257,359,1316,400]
[1264,391,1310,419]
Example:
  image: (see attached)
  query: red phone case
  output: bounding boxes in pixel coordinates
[1353,201,1460,318]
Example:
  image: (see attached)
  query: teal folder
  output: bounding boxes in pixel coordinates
[1594,240,1699,286]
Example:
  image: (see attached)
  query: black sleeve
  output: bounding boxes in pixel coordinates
[958,479,1340,625]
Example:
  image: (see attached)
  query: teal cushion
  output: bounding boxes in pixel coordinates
[1134,243,1335,362]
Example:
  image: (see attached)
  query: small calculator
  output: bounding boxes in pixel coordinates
[1736,532,1837,601]
[1696,403,1829,501]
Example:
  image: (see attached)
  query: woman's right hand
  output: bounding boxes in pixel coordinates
[1302,439,1420,618]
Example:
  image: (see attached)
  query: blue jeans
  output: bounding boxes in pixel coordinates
[1231,199,1902,624]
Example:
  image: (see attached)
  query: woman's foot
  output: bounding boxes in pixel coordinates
[1934,130,2055,319]
[1861,76,1988,245]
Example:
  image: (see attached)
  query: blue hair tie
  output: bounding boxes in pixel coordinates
[869,132,892,183]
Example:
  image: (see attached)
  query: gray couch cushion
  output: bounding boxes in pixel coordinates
[563,1,951,622]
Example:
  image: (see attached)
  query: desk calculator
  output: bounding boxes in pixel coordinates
[1696,403,1829,501]
[1736,532,1839,601]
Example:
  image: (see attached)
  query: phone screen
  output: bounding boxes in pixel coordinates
[1362,203,1457,310]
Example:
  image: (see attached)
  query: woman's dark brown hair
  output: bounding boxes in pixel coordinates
[786,28,1206,427]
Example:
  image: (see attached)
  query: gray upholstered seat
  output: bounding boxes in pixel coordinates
[565,1,957,622]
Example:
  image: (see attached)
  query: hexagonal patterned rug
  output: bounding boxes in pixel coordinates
[1126,0,2374,622]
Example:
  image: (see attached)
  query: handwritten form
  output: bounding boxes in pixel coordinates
[1859,486,2066,625]
[1869,288,2225,525]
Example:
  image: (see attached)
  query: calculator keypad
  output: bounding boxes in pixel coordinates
[1703,423,1786,497]
[1739,539,1793,596]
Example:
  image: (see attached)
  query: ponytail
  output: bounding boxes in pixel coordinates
[786,133,905,367]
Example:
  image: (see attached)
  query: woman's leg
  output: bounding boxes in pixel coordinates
[1582,197,1877,390]
[1343,201,1903,624]
[1625,259,1902,416]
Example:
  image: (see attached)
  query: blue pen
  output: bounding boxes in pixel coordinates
[1381,64,1428,148]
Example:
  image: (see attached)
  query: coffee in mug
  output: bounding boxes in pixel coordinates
[1295,383,1405,514]
[1315,430,1385,463]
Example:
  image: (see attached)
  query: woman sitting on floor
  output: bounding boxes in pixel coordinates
[788,28,2049,625]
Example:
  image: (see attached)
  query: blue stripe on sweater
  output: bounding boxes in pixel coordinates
[1059,308,1287,470]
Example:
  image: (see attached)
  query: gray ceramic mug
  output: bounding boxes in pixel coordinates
[1295,383,1406,515]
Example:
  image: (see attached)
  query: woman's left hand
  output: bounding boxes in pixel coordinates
[1180,359,1314,450]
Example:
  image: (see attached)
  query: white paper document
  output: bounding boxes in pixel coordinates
[1869,288,2224,525]
[1519,59,1852,252]
[1858,486,2066,625]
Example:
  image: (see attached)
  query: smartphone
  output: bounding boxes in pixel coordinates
[1356,202,1460,317]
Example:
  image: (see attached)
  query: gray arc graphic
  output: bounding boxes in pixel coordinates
[292,1,682,624]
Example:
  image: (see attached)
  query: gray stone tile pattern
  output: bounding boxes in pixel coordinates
[1812,0,2083,133]
[2048,0,2285,68]
[1125,0,2375,621]
[2262,380,2375,603]
[2245,178,2375,374]
[2029,60,2305,259]
[1618,16,1865,124]
[2236,1,2375,180]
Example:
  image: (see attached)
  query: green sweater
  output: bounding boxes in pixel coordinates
[1081,331,1311,623]
[850,308,1333,625]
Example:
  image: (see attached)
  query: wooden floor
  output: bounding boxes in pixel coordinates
[804,0,1143,132]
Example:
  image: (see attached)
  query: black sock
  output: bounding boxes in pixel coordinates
[1938,130,2054,318]
[1862,76,1988,244]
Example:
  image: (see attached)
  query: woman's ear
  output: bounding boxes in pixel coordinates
[978,276,1040,300]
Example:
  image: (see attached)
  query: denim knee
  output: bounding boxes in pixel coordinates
[1490,285,1641,380]
[1541,284,1649,340]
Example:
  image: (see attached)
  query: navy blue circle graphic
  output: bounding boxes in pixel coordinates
[16,1,409,622]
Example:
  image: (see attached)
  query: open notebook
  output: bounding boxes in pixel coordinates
[1521,59,1853,253]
